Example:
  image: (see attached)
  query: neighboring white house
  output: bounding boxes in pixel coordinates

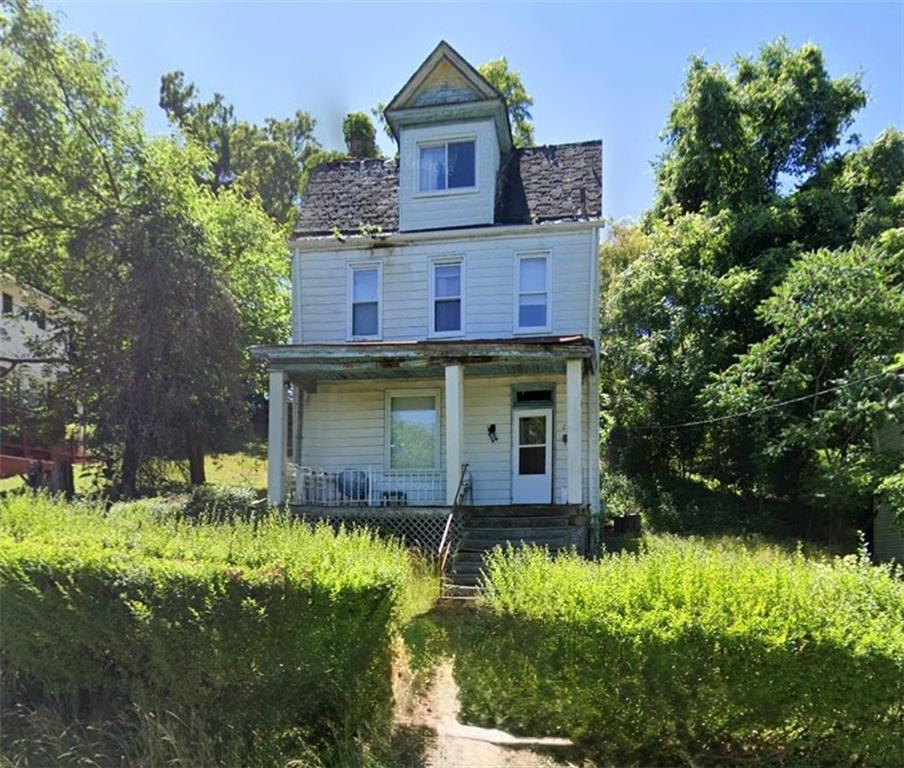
[253,42,602,551]
[0,272,82,477]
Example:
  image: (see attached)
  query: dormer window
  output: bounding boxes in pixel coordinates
[418,140,476,193]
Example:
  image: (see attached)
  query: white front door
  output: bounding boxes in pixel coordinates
[512,407,553,503]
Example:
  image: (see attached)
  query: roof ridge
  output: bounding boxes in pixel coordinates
[518,139,602,152]
[309,155,397,173]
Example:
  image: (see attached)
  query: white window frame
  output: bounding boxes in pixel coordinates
[428,256,465,338]
[415,137,478,197]
[384,388,442,470]
[514,251,552,334]
[346,261,382,341]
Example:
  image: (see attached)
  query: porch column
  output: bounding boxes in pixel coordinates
[290,384,302,465]
[566,359,584,505]
[267,370,288,506]
[444,363,464,505]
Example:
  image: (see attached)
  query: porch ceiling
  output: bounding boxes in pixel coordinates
[251,336,596,381]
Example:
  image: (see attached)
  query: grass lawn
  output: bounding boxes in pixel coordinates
[0,445,268,496]
[205,447,267,492]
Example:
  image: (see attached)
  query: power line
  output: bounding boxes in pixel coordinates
[632,368,901,432]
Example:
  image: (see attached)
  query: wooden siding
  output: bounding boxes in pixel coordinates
[295,229,596,344]
[398,119,499,232]
[299,372,591,506]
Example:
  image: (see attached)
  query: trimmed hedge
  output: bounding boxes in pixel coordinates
[0,494,418,756]
[454,537,904,766]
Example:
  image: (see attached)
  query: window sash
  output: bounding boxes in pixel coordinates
[431,261,462,335]
[517,255,549,330]
[418,140,475,192]
[388,393,438,469]
[349,266,380,338]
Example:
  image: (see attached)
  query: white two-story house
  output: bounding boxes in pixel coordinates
[254,42,601,558]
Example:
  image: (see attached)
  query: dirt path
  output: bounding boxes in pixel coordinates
[394,659,574,768]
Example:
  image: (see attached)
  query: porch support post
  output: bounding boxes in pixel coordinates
[566,358,584,505]
[267,370,288,506]
[290,384,302,465]
[444,363,464,505]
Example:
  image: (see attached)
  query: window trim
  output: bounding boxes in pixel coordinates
[415,137,479,197]
[513,251,552,334]
[428,256,465,338]
[346,261,382,341]
[384,388,442,470]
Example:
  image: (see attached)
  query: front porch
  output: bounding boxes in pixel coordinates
[252,336,599,522]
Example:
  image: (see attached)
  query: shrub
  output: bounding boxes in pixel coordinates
[0,494,421,762]
[180,483,262,523]
[451,537,904,766]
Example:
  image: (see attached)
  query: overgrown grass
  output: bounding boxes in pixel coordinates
[450,535,904,766]
[0,493,437,767]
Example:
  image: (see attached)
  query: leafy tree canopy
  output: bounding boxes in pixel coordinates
[159,70,319,226]
[478,57,535,148]
[655,39,866,216]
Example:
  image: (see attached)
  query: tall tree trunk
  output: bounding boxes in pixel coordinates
[187,428,206,485]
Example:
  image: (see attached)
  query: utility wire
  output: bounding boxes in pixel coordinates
[633,368,901,432]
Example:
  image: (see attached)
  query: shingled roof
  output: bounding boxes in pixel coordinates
[294,140,601,238]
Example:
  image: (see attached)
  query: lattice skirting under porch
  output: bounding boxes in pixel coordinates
[290,506,461,554]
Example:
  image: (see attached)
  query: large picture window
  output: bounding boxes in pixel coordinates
[387,392,439,469]
[348,264,380,338]
[418,140,476,192]
[516,253,549,332]
[431,259,462,335]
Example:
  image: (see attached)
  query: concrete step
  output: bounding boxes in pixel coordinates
[442,583,481,599]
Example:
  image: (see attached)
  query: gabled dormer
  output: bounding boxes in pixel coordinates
[384,41,512,232]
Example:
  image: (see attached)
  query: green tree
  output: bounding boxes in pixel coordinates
[703,236,904,538]
[159,70,319,225]
[656,39,865,215]
[479,57,535,148]
[0,0,141,296]
[0,1,289,491]
[600,39,900,541]
[342,111,379,158]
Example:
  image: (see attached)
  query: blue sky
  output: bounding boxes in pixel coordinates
[49,1,903,220]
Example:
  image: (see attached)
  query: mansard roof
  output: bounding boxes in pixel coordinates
[294,140,602,238]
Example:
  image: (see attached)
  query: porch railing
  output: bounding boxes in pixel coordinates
[290,464,446,507]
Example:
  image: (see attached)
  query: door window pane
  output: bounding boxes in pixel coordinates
[390,395,437,469]
[448,141,475,188]
[419,146,446,191]
[519,416,546,446]
[519,294,547,328]
[519,446,546,475]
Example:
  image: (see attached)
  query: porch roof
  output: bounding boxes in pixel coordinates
[251,335,596,381]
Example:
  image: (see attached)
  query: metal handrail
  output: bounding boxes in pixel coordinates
[438,463,469,577]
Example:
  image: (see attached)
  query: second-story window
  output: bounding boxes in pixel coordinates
[349,264,381,338]
[431,259,463,336]
[516,253,550,333]
[419,140,476,192]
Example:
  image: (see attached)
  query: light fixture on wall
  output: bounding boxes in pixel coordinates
[487,424,498,443]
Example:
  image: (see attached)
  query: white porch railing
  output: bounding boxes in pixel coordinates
[290,465,446,507]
